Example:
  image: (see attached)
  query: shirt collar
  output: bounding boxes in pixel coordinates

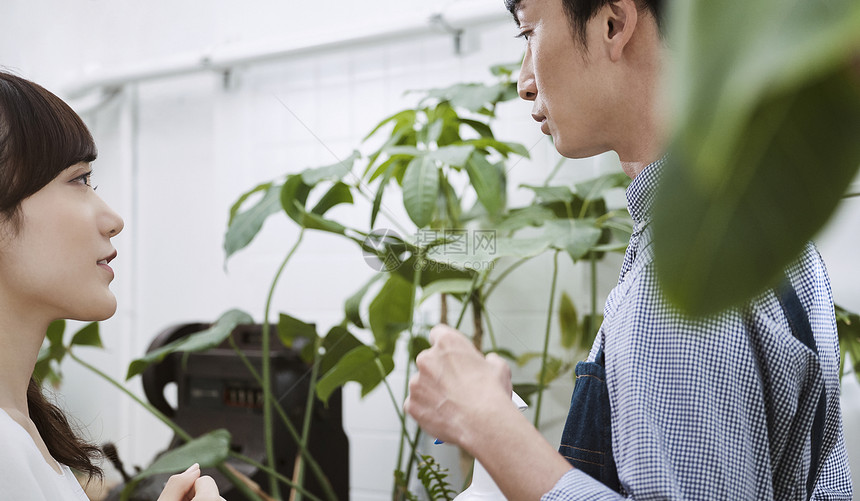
[625,156,666,226]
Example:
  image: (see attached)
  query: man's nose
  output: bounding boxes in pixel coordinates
[517,50,537,101]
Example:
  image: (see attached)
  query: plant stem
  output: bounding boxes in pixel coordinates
[543,157,566,186]
[378,359,445,501]
[67,350,318,501]
[484,257,530,300]
[533,251,560,428]
[295,337,323,501]
[228,337,338,501]
[484,312,499,352]
[380,361,419,501]
[218,462,267,501]
[470,290,484,351]
[263,229,305,499]
[393,248,424,498]
[231,452,323,501]
[68,351,191,440]
[454,272,481,330]
[401,426,423,493]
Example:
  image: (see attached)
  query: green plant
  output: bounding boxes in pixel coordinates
[210,62,634,499]
[653,0,860,314]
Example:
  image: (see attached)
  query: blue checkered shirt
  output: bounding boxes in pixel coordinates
[543,159,852,500]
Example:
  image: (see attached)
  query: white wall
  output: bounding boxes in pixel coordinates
[2,1,859,499]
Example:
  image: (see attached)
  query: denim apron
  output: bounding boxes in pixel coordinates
[556,280,825,498]
[557,345,622,493]
[776,281,827,500]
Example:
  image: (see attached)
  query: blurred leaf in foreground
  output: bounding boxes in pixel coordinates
[653,0,860,315]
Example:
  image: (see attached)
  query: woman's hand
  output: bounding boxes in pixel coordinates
[157,464,226,501]
[404,324,514,448]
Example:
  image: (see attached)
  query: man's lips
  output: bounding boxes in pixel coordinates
[532,113,549,135]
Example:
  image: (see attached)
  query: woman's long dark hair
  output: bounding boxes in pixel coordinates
[0,70,103,479]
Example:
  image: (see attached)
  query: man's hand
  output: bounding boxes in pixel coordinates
[404,324,514,448]
[157,464,226,501]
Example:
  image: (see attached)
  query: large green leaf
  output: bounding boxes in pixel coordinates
[423,82,507,112]
[311,182,353,216]
[363,109,417,143]
[394,253,476,287]
[465,138,530,159]
[280,174,348,235]
[428,145,474,168]
[409,336,432,363]
[402,156,439,228]
[543,219,603,261]
[520,184,575,204]
[574,173,631,202]
[315,346,394,403]
[368,274,413,354]
[419,278,476,305]
[836,304,860,383]
[558,292,579,350]
[495,206,557,232]
[653,0,860,314]
[320,326,365,375]
[45,319,66,361]
[127,309,253,380]
[277,313,318,349]
[301,151,359,185]
[344,273,385,329]
[460,118,494,139]
[34,320,67,384]
[46,319,65,347]
[224,183,282,260]
[121,430,231,501]
[70,322,102,348]
[430,235,551,270]
[370,167,394,228]
[465,154,505,215]
[280,174,311,223]
[427,102,463,147]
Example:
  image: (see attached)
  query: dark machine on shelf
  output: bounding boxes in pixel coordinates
[105,322,349,500]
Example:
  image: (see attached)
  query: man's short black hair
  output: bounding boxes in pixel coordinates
[505,0,664,46]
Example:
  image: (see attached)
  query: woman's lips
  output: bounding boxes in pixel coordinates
[97,261,114,276]
[98,250,117,276]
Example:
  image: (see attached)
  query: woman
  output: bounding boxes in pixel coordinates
[0,71,224,500]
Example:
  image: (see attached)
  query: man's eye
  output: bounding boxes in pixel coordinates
[515,31,531,41]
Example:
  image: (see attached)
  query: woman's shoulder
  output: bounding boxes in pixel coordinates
[0,407,88,500]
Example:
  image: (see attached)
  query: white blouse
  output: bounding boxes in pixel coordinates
[0,408,90,501]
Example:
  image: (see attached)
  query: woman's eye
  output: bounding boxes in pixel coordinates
[74,171,94,189]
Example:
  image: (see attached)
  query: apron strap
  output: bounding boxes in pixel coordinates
[775,279,826,500]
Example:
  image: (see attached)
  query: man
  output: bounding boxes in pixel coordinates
[404,0,853,498]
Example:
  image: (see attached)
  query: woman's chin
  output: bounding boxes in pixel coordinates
[68,297,118,322]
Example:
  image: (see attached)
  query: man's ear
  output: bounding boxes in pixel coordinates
[603,0,638,62]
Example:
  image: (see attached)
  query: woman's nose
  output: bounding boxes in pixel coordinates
[100,199,124,237]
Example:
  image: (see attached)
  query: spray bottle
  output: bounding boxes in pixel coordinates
[451,392,528,500]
